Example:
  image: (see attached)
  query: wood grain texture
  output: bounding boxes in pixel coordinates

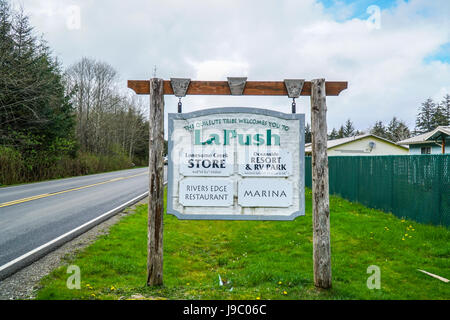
[147,78,165,286]
[128,80,348,96]
[310,78,332,289]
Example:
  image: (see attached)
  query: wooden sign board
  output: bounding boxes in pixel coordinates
[167,107,305,220]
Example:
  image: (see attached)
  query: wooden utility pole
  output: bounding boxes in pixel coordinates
[310,78,332,289]
[147,78,165,286]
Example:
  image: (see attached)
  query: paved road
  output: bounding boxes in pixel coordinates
[0,167,158,271]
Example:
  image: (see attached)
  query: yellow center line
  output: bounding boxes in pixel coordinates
[0,172,148,208]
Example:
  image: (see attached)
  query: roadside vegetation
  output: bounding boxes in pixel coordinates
[0,1,148,186]
[35,189,450,300]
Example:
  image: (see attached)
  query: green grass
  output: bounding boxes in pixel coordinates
[35,188,450,300]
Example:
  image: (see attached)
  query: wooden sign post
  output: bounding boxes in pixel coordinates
[147,78,165,286]
[128,78,347,289]
[310,79,332,288]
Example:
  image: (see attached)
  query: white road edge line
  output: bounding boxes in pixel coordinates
[0,180,167,280]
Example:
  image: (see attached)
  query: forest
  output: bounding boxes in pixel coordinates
[0,1,148,185]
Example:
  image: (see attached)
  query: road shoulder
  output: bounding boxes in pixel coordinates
[0,197,148,300]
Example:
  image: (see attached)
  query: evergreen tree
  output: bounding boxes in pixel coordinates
[415,98,437,133]
[343,119,355,137]
[328,128,338,140]
[305,123,312,143]
[432,101,447,127]
[438,94,450,126]
[0,1,76,174]
[386,117,410,142]
[370,121,387,139]
[337,125,345,139]
[0,0,12,55]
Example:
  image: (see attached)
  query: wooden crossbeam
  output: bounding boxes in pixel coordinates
[128,80,348,96]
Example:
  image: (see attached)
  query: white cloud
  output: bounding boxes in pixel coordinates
[188,60,249,80]
[19,0,450,132]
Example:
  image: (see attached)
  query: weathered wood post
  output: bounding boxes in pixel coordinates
[147,78,165,286]
[310,78,332,289]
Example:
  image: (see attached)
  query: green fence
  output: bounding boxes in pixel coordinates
[305,155,450,227]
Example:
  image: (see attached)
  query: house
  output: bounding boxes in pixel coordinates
[305,133,409,156]
[396,126,450,154]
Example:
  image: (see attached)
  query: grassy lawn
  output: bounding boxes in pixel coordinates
[35,188,450,300]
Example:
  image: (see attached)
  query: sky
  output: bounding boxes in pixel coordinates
[13,0,450,132]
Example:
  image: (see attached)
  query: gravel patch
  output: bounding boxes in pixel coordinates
[0,197,148,300]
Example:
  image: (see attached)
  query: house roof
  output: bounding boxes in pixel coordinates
[396,126,450,145]
[305,133,406,152]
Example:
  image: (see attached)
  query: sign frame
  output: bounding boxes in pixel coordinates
[128,77,347,289]
[167,107,305,221]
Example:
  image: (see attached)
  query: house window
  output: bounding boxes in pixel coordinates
[421,146,431,154]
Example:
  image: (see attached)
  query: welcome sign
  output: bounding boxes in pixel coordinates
[167,107,305,220]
